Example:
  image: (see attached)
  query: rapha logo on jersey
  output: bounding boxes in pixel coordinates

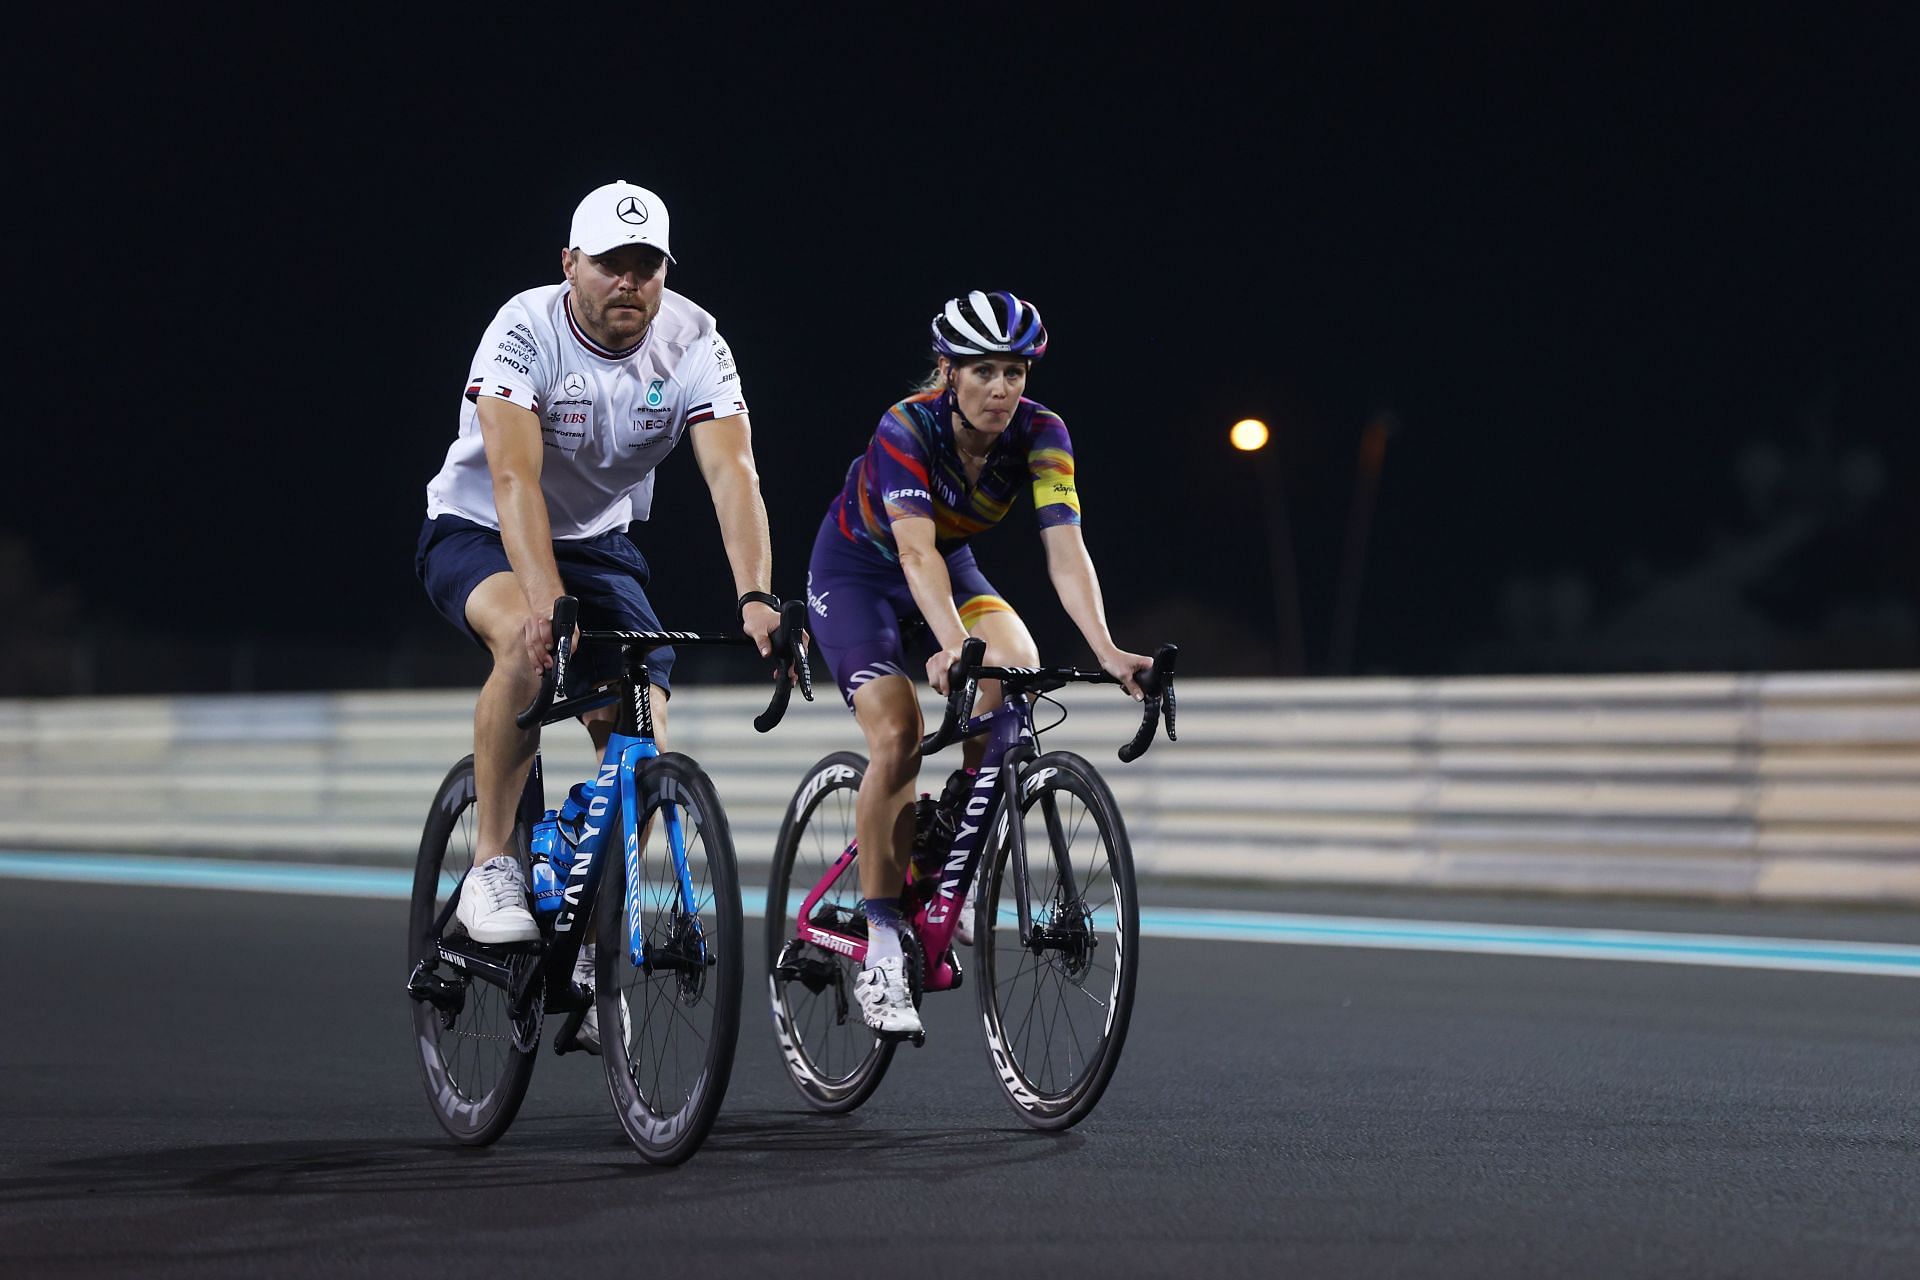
[645,378,666,409]
[563,371,586,397]
[616,195,649,225]
[806,572,830,618]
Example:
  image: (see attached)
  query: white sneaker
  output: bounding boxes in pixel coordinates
[454,857,539,944]
[855,956,922,1036]
[573,944,630,1055]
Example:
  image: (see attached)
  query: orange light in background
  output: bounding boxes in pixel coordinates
[1230,418,1270,452]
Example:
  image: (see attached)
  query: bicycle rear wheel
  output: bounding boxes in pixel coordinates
[407,755,540,1145]
[976,750,1139,1130]
[595,752,742,1165]
[765,751,898,1112]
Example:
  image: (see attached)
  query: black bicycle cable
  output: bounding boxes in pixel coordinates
[1033,689,1069,739]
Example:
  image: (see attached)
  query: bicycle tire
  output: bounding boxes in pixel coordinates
[595,752,743,1165]
[765,751,899,1112]
[408,755,540,1145]
[976,749,1139,1130]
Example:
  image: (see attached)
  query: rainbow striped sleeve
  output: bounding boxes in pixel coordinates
[1028,411,1081,527]
[873,404,936,526]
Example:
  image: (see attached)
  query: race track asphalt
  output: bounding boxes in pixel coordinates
[3,876,1917,1278]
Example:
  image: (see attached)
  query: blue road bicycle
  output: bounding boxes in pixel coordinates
[407,595,810,1164]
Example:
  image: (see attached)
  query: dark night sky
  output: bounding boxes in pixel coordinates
[8,6,1919,689]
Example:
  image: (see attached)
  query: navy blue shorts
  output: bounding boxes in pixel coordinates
[415,514,675,691]
[805,514,1011,707]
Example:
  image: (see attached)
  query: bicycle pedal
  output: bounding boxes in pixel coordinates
[552,1006,590,1056]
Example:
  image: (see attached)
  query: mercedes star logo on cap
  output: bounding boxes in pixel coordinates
[616,196,648,225]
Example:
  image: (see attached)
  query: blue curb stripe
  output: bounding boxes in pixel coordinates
[4,851,1917,978]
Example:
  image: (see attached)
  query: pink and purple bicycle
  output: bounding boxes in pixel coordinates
[766,637,1177,1130]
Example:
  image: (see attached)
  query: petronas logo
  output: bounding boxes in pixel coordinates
[645,379,665,409]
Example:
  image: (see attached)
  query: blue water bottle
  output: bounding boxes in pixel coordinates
[529,809,564,916]
[555,781,594,859]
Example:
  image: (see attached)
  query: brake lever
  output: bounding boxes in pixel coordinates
[919,637,987,755]
[1117,643,1178,763]
[515,595,579,730]
[755,600,812,733]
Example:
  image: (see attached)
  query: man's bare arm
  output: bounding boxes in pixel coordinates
[690,413,779,654]
[477,397,566,668]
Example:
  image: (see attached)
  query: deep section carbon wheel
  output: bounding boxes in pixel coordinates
[595,752,742,1165]
[977,750,1139,1130]
[765,751,900,1111]
[407,755,540,1145]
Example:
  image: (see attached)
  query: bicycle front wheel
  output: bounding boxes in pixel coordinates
[765,751,898,1112]
[976,750,1139,1130]
[407,755,540,1145]
[595,752,742,1165]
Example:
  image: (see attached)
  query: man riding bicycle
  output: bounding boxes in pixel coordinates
[415,180,782,1046]
[803,291,1152,1038]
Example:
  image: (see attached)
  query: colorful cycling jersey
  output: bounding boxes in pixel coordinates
[425,284,748,539]
[828,389,1080,560]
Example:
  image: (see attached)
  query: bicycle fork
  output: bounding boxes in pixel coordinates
[998,745,1084,954]
[616,739,706,973]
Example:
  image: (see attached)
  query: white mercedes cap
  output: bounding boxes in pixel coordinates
[569,180,675,261]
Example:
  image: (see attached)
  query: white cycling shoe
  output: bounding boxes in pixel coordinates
[573,944,630,1055]
[454,857,540,944]
[855,955,922,1037]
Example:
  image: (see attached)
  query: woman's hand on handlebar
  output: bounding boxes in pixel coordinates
[927,644,965,695]
[1097,646,1155,701]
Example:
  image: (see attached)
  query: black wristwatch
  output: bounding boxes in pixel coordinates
[738,590,781,617]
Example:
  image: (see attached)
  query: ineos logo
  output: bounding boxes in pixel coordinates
[616,196,648,224]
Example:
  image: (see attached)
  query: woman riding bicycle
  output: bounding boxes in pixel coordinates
[805,290,1152,1039]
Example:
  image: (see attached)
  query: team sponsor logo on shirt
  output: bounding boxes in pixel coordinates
[886,488,930,506]
[645,378,666,409]
[563,371,586,397]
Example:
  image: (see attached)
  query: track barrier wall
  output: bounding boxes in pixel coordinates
[4,672,1920,903]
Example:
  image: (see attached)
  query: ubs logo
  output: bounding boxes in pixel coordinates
[563,372,586,397]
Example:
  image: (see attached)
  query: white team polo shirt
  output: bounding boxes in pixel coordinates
[425,284,748,539]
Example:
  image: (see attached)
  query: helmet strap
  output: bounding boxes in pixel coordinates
[945,371,994,456]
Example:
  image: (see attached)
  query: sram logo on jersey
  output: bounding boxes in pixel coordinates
[885,488,930,506]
